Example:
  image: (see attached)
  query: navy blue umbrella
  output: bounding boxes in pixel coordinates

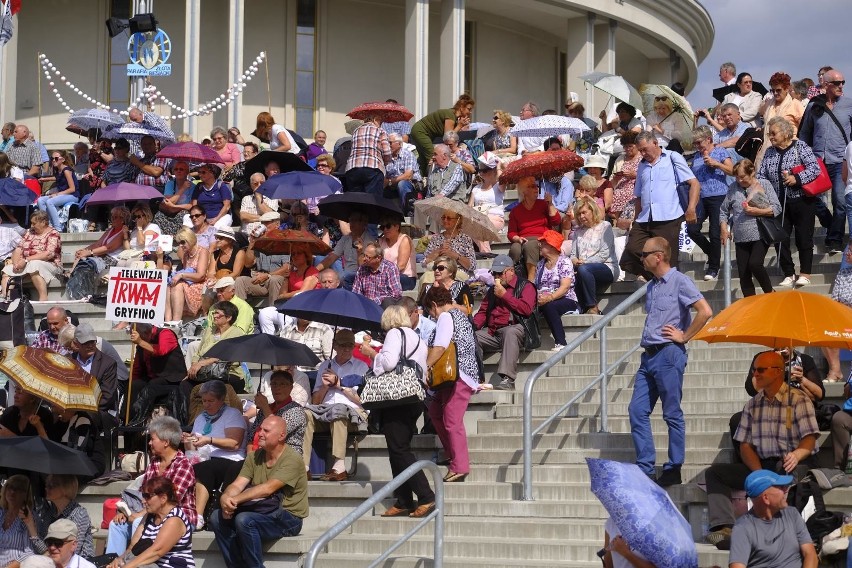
[0,177,37,206]
[257,171,342,201]
[277,288,384,332]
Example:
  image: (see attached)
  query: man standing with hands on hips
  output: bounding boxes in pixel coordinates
[628,237,712,487]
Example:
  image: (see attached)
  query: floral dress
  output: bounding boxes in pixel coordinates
[535,255,578,303]
[178,246,206,317]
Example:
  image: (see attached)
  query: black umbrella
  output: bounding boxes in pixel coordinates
[0,178,37,206]
[712,82,768,103]
[202,333,321,368]
[0,436,99,476]
[317,192,403,224]
[243,151,314,179]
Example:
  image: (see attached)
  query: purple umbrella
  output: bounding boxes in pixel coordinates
[0,178,37,206]
[258,171,342,201]
[156,141,225,164]
[84,182,164,208]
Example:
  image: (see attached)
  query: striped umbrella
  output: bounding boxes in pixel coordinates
[0,346,101,412]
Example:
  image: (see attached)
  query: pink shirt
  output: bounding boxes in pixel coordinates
[216,143,242,169]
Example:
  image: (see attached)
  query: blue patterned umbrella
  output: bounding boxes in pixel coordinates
[587,458,697,568]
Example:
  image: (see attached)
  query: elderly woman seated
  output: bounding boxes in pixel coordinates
[569,197,619,315]
[180,380,247,530]
[508,176,563,281]
[0,211,62,301]
[21,474,94,559]
[418,255,473,316]
[191,163,233,229]
[127,203,161,262]
[238,172,278,236]
[534,230,579,351]
[183,300,246,400]
[421,210,476,282]
[249,369,306,455]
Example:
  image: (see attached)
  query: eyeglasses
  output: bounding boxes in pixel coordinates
[753,366,783,373]
[44,539,72,548]
[176,240,187,247]
[212,312,225,319]
[654,96,669,102]
[361,254,379,260]
[639,250,662,258]
[433,265,447,272]
[212,136,225,141]
[316,163,330,169]
[828,80,846,87]
[771,89,784,95]
[189,213,204,219]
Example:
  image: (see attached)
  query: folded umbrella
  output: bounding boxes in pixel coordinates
[243,150,314,179]
[317,192,403,224]
[156,141,225,164]
[0,436,100,476]
[203,333,320,367]
[0,346,101,412]
[84,182,165,208]
[278,288,384,332]
[258,171,342,201]
[0,177,37,206]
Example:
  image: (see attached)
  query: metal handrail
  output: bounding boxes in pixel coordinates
[723,237,732,308]
[304,460,444,568]
[521,285,648,501]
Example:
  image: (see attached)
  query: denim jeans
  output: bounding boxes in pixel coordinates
[37,194,78,230]
[628,344,687,476]
[574,263,615,311]
[210,507,303,568]
[105,517,143,554]
[346,167,385,196]
[825,161,847,246]
[686,195,724,271]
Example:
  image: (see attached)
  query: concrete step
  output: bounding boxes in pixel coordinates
[477,414,740,435]
[466,447,735,466]
[494,399,748,419]
[467,431,736,451]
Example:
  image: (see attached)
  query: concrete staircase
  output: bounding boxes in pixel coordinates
[45,218,848,566]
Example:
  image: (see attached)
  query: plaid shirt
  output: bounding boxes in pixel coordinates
[428,162,465,197]
[386,148,421,182]
[5,139,42,170]
[143,450,198,526]
[32,332,71,356]
[353,258,402,304]
[734,382,819,459]
[346,123,392,174]
[134,154,171,189]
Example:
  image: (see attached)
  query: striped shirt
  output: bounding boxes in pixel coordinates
[0,508,32,566]
[142,452,198,527]
[136,506,194,568]
[734,382,819,459]
[346,123,392,174]
[32,500,94,557]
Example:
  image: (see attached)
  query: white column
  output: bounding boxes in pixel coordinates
[585,13,596,116]
[129,0,151,108]
[0,11,19,127]
[227,0,244,128]
[607,19,617,74]
[440,0,465,105]
[404,0,429,119]
[184,0,200,139]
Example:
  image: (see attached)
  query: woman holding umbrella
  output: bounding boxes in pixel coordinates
[0,211,62,302]
[185,301,247,397]
[421,210,476,278]
[70,206,130,274]
[155,160,196,236]
[0,390,53,438]
[410,94,475,176]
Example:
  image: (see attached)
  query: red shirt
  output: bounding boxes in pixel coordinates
[507,200,562,241]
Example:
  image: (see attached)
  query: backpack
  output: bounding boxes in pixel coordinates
[798,476,844,554]
[287,129,310,159]
[485,278,541,351]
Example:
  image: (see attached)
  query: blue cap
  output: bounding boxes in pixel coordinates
[744,469,794,498]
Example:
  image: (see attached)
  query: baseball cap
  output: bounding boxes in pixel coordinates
[744,469,794,498]
[44,518,78,541]
[490,255,514,274]
[74,322,98,344]
[213,276,236,289]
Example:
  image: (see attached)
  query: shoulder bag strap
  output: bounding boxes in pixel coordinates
[821,105,850,145]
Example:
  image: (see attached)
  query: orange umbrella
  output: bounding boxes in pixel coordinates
[252,228,331,256]
[694,289,852,349]
[0,346,101,412]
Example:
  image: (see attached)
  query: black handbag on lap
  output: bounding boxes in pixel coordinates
[756,215,786,245]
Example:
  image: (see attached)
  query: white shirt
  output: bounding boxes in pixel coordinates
[190,405,247,461]
[258,368,311,407]
[270,124,300,154]
[314,356,368,410]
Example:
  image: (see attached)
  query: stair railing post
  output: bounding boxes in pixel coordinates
[723,236,732,307]
[599,326,608,433]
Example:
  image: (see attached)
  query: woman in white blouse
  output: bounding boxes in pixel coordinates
[570,197,619,315]
[467,157,504,252]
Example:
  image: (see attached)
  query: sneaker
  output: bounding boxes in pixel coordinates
[778,276,796,287]
[494,377,515,391]
[794,275,811,287]
[705,527,733,550]
[704,270,719,281]
[827,242,843,254]
[115,500,132,519]
[656,468,682,487]
[551,344,566,352]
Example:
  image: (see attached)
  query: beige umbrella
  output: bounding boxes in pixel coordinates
[638,84,695,151]
[413,196,500,242]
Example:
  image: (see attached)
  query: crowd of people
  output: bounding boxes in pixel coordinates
[0,58,850,568]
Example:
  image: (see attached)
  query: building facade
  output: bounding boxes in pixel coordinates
[0,0,713,146]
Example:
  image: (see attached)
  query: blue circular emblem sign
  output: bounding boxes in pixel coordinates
[127,29,172,77]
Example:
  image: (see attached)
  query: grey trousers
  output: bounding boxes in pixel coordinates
[831,410,852,469]
[234,274,286,305]
[475,324,524,380]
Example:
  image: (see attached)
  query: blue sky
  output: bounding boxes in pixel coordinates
[690,0,852,110]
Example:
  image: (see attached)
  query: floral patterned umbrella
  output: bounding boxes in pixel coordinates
[499,150,584,184]
[413,196,499,242]
[587,458,697,568]
[0,346,101,412]
[509,115,590,138]
[66,108,124,136]
[347,101,414,124]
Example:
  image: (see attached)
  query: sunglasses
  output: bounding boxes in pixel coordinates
[492,116,500,121]
[141,492,156,500]
[51,156,62,161]
[753,366,782,373]
[433,265,447,272]
[771,89,784,94]
[189,213,204,219]
[441,215,459,221]
[654,96,669,101]
[828,80,846,87]
[379,223,395,230]
[639,250,662,258]
[45,539,71,548]
[490,270,506,276]
[176,240,187,247]
[316,163,330,168]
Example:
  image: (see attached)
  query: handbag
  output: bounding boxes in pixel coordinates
[755,215,787,245]
[196,360,230,382]
[831,267,852,307]
[791,145,832,197]
[427,341,458,390]
[235,489,283,514]
[360,331,425,410]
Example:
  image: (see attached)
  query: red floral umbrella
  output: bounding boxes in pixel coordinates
[252,229,331,256]
[499,150,585,184]
[156,141,225,164]
[347,102,414,124]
